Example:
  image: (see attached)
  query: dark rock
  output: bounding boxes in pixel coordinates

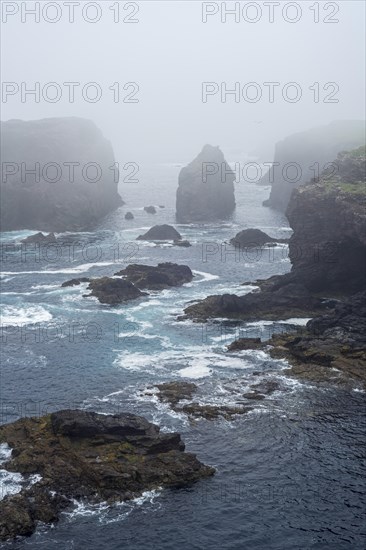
[183,281,324,322]
[181,404,251,421]
[85,277,147,305]
[0,410,214,541]
[154,381,251,421]
[137,224,182,241]
[268,291,366,386]
[176,144,235,222]
[115,263,193,290]
[21,232,57,244]
[286,148,366,293]
[230,229,287,248]
[173,240,191,247]
[156,382,197,406]
[1,118,123,231]
[125,212,134,220]
[227,338,262,351]
[261,120,365,212]
[61,277,90,287]
[144,206,156,214]
[159,205,165,208]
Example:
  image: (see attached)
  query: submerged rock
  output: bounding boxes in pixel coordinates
[176,144,235,222]
[154,381,252,421]
[21,232,57,244]
[125,211,134,220]
[0,410,214,541]
[137,224,182,241]
[174,239,191,247]
[230,229,287,248]
[84,277,147,305]
[115,263,193,290]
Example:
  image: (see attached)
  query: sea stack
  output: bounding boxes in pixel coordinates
[176,145,235,222]
[0,117,123,232]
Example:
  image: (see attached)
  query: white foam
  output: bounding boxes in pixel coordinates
[1,305,52,326]
[0,444,42,501]
[178,363,213,379]
[192,270,220,282]
[278,318,312,326]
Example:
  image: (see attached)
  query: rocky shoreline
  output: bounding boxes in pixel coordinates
[0,410,214,541]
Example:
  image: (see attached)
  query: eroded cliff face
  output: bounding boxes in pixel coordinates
[0,117,123,231]
[287,147,366,293]
[261,120,365,212]
[176,144,235,222]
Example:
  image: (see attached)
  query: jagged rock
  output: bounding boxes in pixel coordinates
[0,410,214,541]
[137,224,182,241]
[242,379,280,400]
[176,144,235,222]
[230,229,287,248]
[268,291,366,386]
[154,382,251,421]
[1,118,123,231]
[261,120,365,212]
[61,277,90,287]
[144,206,156,214]
[21,232,57,244]
[84,277,147,305]
[115,263,193,290]
[156,382,197,406]
[125,212,134,220]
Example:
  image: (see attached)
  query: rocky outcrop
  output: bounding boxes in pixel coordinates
[176,145,235,222]
[115,263,193,290]
[286,147,366,293]
[230,228,287,248]
[0,117,123,231]
[84,277,147,305]
[183,279,325,322]
[227,338,262,351]
[0,410,214,541]
[268,291,366,386]
[183,147,366,322]
[21,232,57,244]
[262,120,365,211]
[137,224,182,241]
[174,240,191,247]
[125,212,134,220]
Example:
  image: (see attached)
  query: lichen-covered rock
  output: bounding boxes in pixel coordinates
[137,224,182,241]
[84,277,147,305]
[115,263,193,290]
[262,120,365,212]
[176,144,235,222]
[286,147,366,293]
[0,410,214,541]
[0,117,123,231]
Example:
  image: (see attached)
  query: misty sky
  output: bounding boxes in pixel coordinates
[1,1,365,163]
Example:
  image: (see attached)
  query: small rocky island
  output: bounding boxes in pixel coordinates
[176,144,235,222]
[0,410,214,541]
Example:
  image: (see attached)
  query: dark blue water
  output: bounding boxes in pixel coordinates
[1,165,365,549]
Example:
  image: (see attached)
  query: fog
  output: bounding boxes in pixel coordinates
[1,1,365,164]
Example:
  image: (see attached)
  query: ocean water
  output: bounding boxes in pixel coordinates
[0,165,365,549]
